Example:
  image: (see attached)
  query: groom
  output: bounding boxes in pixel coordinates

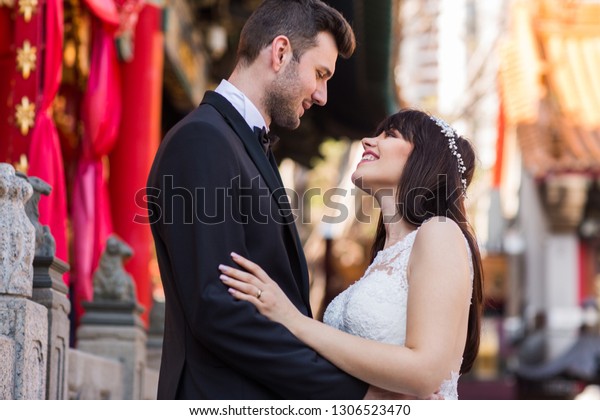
[148,0,372,399]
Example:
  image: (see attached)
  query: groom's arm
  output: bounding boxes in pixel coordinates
[365,386,444,400]
[155,121,368,399]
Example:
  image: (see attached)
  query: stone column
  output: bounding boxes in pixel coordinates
[76,235,147,399]
[21,175,71,400]
[31,257,70,400]
[146,297,164,372]
[0,164,48,399]
[541,175,588,359]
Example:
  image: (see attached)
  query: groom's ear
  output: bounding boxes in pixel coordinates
[270,35,292,71]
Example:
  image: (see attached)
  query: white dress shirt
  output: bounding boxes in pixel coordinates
[215,79,268,131]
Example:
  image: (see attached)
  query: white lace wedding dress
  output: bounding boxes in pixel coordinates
[323,227,473,400]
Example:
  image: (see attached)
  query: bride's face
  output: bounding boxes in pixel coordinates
[351,129,414,195]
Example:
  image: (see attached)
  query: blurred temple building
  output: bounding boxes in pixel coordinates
[497,0,600,399]
[396,0,600,399]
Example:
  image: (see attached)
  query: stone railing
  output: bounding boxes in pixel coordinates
[0,164,47,399]
[0,163,160,399]
[26,173,70,400]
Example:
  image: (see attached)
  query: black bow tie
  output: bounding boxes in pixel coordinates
[253,126,279,155]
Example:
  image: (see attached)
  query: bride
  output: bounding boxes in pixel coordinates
[219,109,484,399]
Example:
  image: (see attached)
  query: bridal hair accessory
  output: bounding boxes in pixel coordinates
[430,116,467,196]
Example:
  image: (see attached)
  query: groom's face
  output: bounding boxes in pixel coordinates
[265,31,338,129]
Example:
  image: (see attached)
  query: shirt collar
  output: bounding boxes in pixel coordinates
[215,79,268,131]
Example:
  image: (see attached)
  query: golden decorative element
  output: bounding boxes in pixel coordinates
[15,96,35,136]
[14,154,29,174]
[63,0,90,86]
[16,40,36,79]
[63,39,76,68]
[18,0,37,22]
[0,0,16,7]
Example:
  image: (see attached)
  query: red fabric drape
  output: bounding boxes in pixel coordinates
[27,0,69,270]
[111,4,163,325]
[71,13,121,322]
[84,0,120,28]
[0,9,15,164]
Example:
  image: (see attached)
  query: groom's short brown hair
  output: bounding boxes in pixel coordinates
[236,0,356,65]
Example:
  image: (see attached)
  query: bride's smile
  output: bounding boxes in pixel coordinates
[351,129,414,195]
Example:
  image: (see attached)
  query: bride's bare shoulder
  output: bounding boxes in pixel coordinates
[419,216,463,237]
[411,217,469,261]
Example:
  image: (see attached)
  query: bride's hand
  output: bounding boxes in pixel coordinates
[219,252,302,328]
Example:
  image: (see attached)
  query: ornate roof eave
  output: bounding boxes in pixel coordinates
[163,0,209,109]
[500,0,600,179]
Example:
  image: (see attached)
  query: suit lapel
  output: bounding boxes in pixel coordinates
[201,92,281,194]
[201,92,311,308]
[267,150,311,311]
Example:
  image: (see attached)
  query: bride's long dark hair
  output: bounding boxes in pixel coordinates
[368,109,484,374]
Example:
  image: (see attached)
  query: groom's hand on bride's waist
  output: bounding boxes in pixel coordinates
[363,386,445,400]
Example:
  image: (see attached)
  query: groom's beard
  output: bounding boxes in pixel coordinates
[264,60,304,130]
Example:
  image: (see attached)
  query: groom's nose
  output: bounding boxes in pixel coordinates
[312,82,327,106]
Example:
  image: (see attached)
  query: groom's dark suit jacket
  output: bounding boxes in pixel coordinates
[147,91,368,399]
